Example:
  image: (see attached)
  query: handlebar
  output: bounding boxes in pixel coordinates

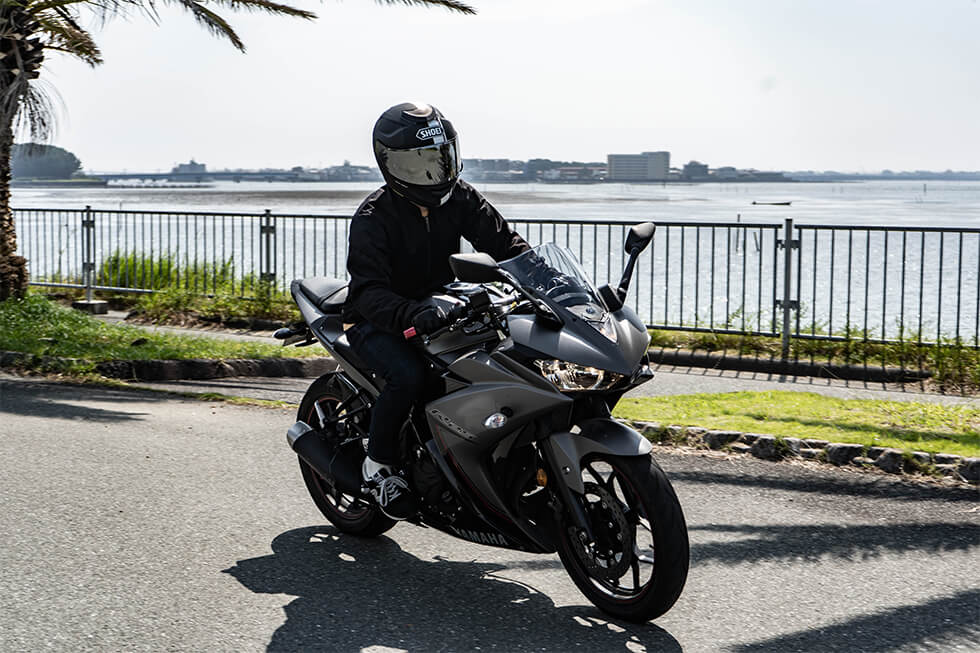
[403,323,452,342]
[403,288,512,342]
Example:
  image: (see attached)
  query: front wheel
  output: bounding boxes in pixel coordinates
[555,454,689,622]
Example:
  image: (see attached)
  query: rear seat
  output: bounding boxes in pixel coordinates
[296,277,348,314]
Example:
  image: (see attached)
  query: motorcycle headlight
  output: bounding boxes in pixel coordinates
[535,359,623,391]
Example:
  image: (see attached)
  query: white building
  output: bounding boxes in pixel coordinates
[606,151,670,181]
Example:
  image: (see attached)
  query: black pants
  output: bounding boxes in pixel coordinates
[347,321,428,466]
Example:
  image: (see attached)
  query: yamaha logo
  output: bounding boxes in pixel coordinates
[416,126,444,140]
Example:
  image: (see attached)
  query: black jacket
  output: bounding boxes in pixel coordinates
[343,180,530,333]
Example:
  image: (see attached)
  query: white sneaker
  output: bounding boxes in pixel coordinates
[362,459,416,520]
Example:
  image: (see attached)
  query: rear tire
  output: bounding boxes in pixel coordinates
[297,375,396,537]
[556,454,689,622]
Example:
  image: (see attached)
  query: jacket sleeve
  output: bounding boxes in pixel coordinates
[346,215,423,333]
[458,184,530,262]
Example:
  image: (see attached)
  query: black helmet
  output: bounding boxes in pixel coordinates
[373,102,462,208]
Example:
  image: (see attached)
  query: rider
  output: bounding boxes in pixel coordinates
[343,102,530,520]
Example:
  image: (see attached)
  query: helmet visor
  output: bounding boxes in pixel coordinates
[380,140,460,187]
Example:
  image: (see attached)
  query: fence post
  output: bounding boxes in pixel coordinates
[71,205,107,314]
[82,205,94,301]
[778,217,799,360]
[260,209,277,285]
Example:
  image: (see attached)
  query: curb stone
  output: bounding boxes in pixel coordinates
[704,430,741,449]
[875,449,904,474]
[825,443,864,466]
[749,436,783,461]
[909,451,931,466]
[1,350,336,381]
[627,419,979,485]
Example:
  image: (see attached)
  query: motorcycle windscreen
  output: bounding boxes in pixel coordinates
[500,243,617,342]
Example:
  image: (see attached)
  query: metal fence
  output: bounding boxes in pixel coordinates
[15,207,980,358]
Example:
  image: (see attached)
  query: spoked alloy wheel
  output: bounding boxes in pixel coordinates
[297,376,395,537]
[556,454,689,622]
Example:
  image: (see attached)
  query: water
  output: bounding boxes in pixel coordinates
[13,180,980,342]
[12,179,980,227]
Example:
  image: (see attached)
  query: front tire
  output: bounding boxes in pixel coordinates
[297,375,396,537]
[555,454,689,622]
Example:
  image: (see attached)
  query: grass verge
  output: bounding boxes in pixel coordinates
[0,294,319,375]
[613,391,980,458]
[97,252,298,323]
[649,329,980,393]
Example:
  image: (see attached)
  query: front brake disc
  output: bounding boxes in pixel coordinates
[569,481,634,580]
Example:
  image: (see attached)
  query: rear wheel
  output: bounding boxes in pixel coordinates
[556,454,689,622]
[297,375,396,537]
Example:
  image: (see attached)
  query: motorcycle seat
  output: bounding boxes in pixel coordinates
[332,332,373,375]
[297,277,348,314]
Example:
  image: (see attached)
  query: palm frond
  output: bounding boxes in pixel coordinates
[12,81,60,143]
[169,1,245,51]
[374,0,476,15]
[36,11,102,65]
[32,0,160,30]
[193,0,316,21]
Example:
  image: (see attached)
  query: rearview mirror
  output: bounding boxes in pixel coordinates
[624,222,656,254]
[449,252,503,283]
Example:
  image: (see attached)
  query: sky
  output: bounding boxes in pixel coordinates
[42,0,980,173]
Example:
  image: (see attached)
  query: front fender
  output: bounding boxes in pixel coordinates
[541,418,653,494]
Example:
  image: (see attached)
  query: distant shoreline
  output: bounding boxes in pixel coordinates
[12,179,108,188]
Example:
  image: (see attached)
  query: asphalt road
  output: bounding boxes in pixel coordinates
[1,377,978,653]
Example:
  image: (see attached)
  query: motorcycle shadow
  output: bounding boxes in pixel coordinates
[224,525,681,653]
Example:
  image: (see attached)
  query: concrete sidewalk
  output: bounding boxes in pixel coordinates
[95,311,979,406]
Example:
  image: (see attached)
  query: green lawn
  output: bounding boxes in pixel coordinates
[614,391,980,457]
[0,295,320,373]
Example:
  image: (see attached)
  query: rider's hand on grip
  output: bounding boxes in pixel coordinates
[411,306,446,336]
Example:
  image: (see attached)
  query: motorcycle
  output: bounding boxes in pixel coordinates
[277,222,689,622]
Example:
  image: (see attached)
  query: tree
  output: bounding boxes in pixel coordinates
[0,0,475,300]
[12,143,81,178]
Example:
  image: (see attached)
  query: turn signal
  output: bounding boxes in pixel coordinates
[536,468,548,487]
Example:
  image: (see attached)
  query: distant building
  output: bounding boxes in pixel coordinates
[713,166,738,180]
[325,160,381,182]
[607,151,670,181]
[541,166,605,182]
[171,159,206,174]
[461,158,525,182]
[682,160,710,181]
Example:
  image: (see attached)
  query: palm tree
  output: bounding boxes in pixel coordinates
[0,0,474,300]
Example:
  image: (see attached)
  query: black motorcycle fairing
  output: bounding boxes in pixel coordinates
[540,419,653,494]
[505,300,649,379]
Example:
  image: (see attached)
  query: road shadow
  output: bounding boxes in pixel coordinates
[0,378,157,422]
[728,588,980,652]
[690,522,979,565]
[224,526,682,653]
[669,468,980,503]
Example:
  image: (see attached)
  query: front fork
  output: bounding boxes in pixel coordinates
[539,438,596,542]
[537,419,654,540]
